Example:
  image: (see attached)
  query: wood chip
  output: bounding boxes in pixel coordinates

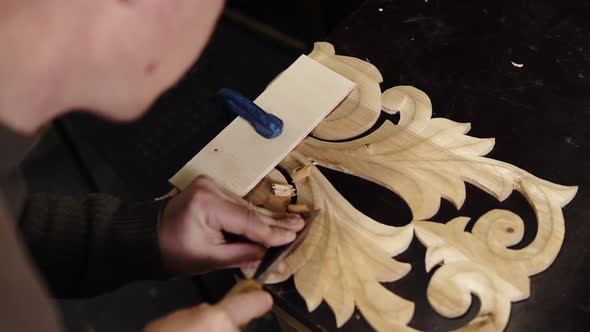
[291,165,312,182]
[272,183,294,190]
[272,183,296,197]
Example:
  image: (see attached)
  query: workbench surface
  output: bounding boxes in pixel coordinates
[68,1,590,330]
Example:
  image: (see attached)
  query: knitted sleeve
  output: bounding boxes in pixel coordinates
[18,193,171,298]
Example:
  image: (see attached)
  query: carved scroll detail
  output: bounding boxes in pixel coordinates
[294,84,576,331]
[244,43,577,331]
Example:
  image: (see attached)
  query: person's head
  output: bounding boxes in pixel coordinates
[0,0,225,134]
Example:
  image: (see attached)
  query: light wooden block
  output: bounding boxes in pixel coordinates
[169,55,355,196]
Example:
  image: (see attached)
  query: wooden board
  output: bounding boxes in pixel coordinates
[169,55,355,196]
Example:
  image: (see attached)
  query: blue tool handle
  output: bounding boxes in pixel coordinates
[217,88,283,139]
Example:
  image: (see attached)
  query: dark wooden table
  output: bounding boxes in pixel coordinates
[68,1,590,330]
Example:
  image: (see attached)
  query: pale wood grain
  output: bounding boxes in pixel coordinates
[308,42,384,140]
[169,55,355,196]
[294,85,577,331]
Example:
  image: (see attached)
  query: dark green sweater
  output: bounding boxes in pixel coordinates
[19,193,170,298]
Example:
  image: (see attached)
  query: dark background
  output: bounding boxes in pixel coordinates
[22,0,589,331]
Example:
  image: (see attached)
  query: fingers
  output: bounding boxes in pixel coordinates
[143,303,237,332]
[218,290,273,327]
[258,212,305,231]
[239,260,261,270]
[193,175,248,206]
[193,175,304,231]
[239,258,285,274]
[146,291,272,332]
[216,199,298,247]
[216,243,265,268]
[250,207,305,231]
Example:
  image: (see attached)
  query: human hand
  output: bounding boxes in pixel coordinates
[159,176,304,275]
[144,289,272,332]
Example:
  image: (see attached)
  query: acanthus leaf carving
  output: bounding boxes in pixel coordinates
[245,154,416,331]
[242,43,577,331]
[292,156,414,330]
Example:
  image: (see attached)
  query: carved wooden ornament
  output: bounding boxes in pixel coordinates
[243,42,577,331]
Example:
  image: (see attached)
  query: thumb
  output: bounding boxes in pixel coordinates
[217,290,273,327]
